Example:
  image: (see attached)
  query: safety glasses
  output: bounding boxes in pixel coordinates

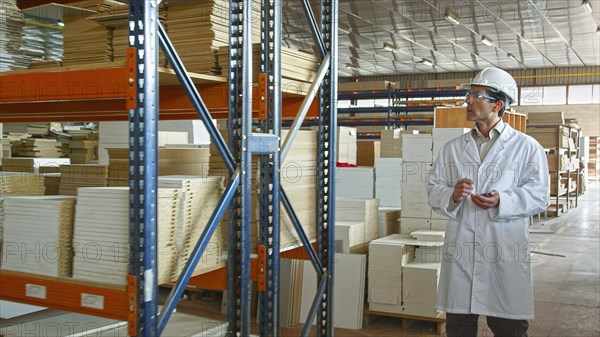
[464,90,497,102]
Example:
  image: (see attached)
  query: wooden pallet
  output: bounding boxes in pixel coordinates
[364,309,446,335]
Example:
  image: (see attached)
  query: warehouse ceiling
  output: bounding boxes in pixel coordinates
[281,0,600,77]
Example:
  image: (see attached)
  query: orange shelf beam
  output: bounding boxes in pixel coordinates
[0,67,318,122]
[0,270,130,321]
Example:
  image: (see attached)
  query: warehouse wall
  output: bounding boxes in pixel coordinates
[521,104,600,137]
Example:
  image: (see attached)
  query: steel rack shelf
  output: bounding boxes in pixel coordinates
[1,1,338,336]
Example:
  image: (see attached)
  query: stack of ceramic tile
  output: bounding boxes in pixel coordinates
[402,261,441,317]
[0,0,30,71]
[61,0,124,66]
[413,244,443,264]
[0,172,45,195]
[375,158,402,208]
[402,134,433,162]
[43,173,61,195]
[432,128,470,160]
[380,130,420,158]
[527,111,565,125]
[410,230,445,242]
[216,44,317,93]
[166,0,261,74]
[210,129,317,253]
[157,187,181,284]
[0,157,69,173]
[2,196,76,277]
[400,161,434,226]
[335,167,375,198]
[279,258,305,327]
[11,139,61,158]
[367,234,415,314]
[68,140,98,164]
[334,221,364,253]
[377,207,400,237]
[0,197,4,263]
[58,164,108,195]
[72,187,129,285]
[336,198,379,245]
[106,147,211,187]
[526,126,570,149]
[300,253,367,330]
[336,126,357,165]
[158,176,225,279]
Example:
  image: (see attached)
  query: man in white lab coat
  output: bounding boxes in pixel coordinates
[426,68,549,337]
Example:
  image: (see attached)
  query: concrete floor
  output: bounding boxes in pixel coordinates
[174,181,600,337]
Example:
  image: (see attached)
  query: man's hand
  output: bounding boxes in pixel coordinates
[471,190,500,209]
[453,178,473,203]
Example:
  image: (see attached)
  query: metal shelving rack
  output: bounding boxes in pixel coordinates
[337,87,467,131]
[1,0,337,336]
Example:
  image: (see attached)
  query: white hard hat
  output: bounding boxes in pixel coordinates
[469,67,517,104]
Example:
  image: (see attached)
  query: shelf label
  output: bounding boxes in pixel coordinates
[25,284,46,299]
[81,293,104,310]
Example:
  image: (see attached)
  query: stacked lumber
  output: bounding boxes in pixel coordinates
[3,123,49,136]
[11,139,61,158]
[158,176,225,280]
[72,187,129,285]
[58,164,108,195]
[0,172,45,195]
[1,196,76,277]
[44,173,61,195]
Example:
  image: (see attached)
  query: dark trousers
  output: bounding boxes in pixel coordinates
[446,313,529,337]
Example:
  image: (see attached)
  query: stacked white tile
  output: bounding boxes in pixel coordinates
[401,134,433,162]
[299,253,367,329]
[0,172,45,195]
[336,126,357,165]
[380,129,402,158]
[335,167,375,198]
[377,207,400,237]
[336,198,379,242]
[2,196,76,277]
[157,188,181,284]
[334,221,364,253]
[400,161,433,232]
[375,158,402,208]
[432,128,470,160]
[98,121,213,164]
[72,187,130,285]
[158,176,225,279]
[402,261,441,317]
[410,230,445,242]
[367,234,415,314]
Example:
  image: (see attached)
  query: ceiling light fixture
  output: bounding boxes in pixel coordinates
[507,53,517,61]
[481,35,494,46]
[444,8,460,25]
[582,0,592,14]
[339,23,351,34]
[421,59,433,66]
[383,43,397,52]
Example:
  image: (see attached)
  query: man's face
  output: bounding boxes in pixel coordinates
[465,85,499,122]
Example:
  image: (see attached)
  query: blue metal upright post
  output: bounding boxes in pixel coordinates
[316,0,338,335]
[258,0,282,335]
[128,0,159,335]
[227,0,252,335]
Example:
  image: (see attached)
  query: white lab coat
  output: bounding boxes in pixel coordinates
[426,123,549,320]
